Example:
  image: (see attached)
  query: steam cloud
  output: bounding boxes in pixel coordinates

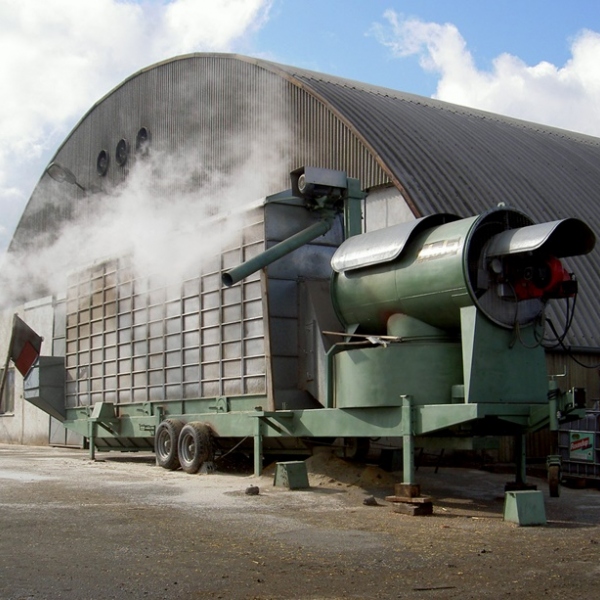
[0,126,291,307]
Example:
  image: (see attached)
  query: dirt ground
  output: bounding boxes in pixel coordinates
[1,444,599,600]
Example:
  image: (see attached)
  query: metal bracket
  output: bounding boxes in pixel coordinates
[250,410,295,435]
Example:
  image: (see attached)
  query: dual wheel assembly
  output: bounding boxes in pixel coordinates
[155,419,213,474]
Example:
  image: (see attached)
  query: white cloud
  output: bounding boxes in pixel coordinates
[0,0,273,254]
[162,0,271,55]
[372,10,600,137]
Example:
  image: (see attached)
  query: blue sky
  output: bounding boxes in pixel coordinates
[257,0,600,96]
[1,0,600,256]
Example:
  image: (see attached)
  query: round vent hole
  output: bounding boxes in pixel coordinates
[97,150,109,176]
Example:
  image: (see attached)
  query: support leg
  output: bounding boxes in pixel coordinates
[505,433,537,491]
[253,418,263,477]
[402,433,415,485]
[515,433,527,486]
[389,395,432,514]
[88,421,96,460]
[401,395,415,486]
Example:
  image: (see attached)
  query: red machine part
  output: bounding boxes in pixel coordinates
[510,256,576,301]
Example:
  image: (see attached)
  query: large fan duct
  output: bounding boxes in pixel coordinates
[331,207,595,334]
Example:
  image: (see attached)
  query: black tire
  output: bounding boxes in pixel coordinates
[343,437,370,462]
[178,422,213,474]
[548,464,561,498]
[155,419,184,470]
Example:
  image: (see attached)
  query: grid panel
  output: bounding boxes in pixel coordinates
[65,216,267,407]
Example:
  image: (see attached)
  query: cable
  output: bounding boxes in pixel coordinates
[541,298,572,349]
[508,282,545,349]
[215,436,250,462]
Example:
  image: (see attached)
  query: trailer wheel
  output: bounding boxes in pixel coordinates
[178,422,213,474]
[343,437,370,462]
[155,419,184,470]
[548,464,561,498]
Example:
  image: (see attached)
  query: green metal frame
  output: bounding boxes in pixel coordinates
[30,175,588,495]
[64,379,582,481]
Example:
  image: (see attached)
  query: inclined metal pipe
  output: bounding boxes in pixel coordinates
[222,216,334,287]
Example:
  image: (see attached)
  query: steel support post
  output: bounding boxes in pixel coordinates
[401,395,415,485]
[515,433,527,485]
[253,417,263,476]
[88,420,96,460]
[548,379,560,432]
[343,176,366,239]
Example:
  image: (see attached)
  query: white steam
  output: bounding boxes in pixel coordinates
[0,131,290,306]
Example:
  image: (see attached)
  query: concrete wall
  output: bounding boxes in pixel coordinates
[0,297,55,445]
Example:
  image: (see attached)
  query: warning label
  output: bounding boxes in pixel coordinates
[569,432,594,462]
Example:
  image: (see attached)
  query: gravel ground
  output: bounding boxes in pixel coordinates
[1,443,599,600]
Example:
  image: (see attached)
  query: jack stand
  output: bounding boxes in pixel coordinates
[386,396,433,515]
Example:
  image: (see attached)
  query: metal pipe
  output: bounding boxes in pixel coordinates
[222,216,334,286]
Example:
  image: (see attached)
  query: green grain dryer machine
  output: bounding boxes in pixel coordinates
[22,167,595,497]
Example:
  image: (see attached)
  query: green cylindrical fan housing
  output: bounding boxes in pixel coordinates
[331,208,594,334]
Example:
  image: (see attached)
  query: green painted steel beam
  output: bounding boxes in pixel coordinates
[64,400,557,443]
[414,404,479,434]
[186,407,410,438]
[343,177,365,239]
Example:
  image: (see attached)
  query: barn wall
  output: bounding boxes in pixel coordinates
[0,298,56,445]
[545,351,600,405]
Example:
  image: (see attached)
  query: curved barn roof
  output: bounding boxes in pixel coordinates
[8,53,600,349]
[271,56,600,217]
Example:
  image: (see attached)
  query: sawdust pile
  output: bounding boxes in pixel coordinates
[303,448,398,491]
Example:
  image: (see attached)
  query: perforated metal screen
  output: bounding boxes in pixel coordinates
[65,215,267,407]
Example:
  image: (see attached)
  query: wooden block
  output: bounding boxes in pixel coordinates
[393,502,433,516]
[385,495,433,504]
[394,483,421,498]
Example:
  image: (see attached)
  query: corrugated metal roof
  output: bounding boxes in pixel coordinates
[266,60,600,216]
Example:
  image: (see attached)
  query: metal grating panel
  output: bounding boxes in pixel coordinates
[65,218,267,407]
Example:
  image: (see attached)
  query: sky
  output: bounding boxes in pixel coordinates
[1,0,600,257]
